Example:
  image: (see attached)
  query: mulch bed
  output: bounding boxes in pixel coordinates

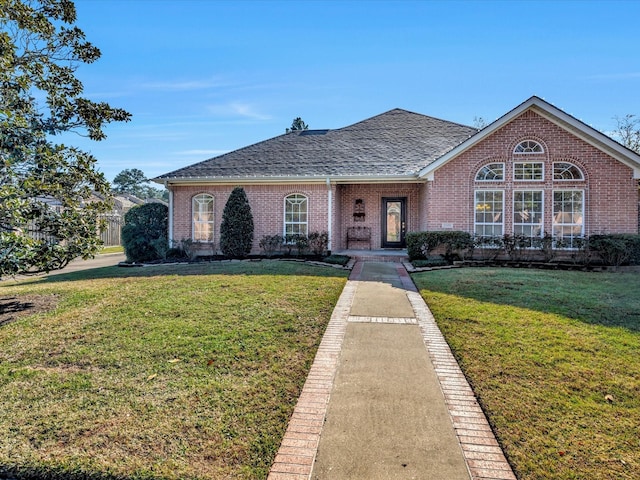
[0,295,58,327]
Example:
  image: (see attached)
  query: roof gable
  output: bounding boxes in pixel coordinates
[418,96,640,180]
[155,108,477,183]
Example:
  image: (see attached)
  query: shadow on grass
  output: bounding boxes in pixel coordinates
[412,267,640,333]
[31,259,350,285]
[0,464,146,480]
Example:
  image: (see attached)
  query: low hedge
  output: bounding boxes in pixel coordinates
[406,231,473,261]
[588,234,640,266]
[408,231,640,267]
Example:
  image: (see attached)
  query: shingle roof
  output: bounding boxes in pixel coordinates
[155,108,478,181]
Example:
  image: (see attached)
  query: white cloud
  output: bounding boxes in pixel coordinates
[141,77,232,91]
[207,102,272,120]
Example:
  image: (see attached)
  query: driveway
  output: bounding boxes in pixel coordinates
[46,253,126,276]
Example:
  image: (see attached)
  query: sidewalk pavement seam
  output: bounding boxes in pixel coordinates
[268,262,516,480]
[348,315,417,324]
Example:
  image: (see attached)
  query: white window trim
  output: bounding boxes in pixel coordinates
[192,193,215,243]
[513,140,544,154]
[513,161,545,182]
[512,189,544,242]
[283,193,308,239]
[475,162,505,182]
[474,189,504,238]
[552,161,585,181]
[552,189,585,248]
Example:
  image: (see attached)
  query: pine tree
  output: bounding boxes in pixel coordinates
[220,187,254,258]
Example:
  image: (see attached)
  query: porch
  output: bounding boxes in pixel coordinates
[333,248,409,262]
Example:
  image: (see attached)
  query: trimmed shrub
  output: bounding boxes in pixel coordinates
[472,235,503,261]
[259,235,283,257]
[406,231,473,261]
[166,247,188,260]
[287,234,309,256]
[220,187,254,258]
[121,203,168,262]
[589,234,640,266]
[534,233,556,262]
[406,232,438,260]
[411,256,449,268]
[308,231,329,256]
[503,234,535,262]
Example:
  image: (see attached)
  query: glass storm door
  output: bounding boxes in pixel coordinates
[381,197,406,248]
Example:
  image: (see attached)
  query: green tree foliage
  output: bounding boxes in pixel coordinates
[0,0,131,277]
[112,168,147,195]
[290,117,309,131]
[121,203,168,262]
[286,117,309,133]
[220,187,254,258]
[112,168,168,200]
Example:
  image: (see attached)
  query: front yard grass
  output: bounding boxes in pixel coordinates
[99,245,124,254]
[0,261,348,480]
[413,268,640,480]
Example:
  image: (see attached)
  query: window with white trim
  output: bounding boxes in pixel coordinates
[475,163,504,181]
[514,140,544,153]
[474,190,504,238]
[192,193,214,242]
[553,190,584,248]
[553,162,584,181]
[284,194,308,238]
[514,162,544,181]
[513,190,544,242]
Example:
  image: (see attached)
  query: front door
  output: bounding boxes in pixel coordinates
[381,197,406,248]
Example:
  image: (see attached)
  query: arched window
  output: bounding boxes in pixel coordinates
[553,162,584,181]
[284,194,308,238]
[514,140,544,153]
[475,163,504,181]
[192,194,214,242]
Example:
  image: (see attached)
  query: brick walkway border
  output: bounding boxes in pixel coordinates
[267,281,356,480]
[407,289,516,480]
[268,262,516,480]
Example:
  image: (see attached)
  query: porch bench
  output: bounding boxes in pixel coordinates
[346,226,372,250]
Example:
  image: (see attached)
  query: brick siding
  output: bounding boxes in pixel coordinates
[336,183,421,250]
[169,110,638,254]
[171,184,333,254]
[427,110,639,235]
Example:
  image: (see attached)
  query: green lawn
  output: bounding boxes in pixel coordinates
[413,268,640,480]
[100,245,124,254]
[0,261,348,480]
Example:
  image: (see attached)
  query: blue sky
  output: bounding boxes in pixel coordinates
[68,0,640,183]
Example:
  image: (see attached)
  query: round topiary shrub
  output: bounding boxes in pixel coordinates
[121,203,168,262]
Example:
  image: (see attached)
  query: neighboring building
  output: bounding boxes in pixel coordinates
[154,96,640,254]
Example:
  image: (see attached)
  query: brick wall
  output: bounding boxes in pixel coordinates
[427,110,639,235]
[171,183,331,254]
[336,183,421,250]
[168,110,638,254]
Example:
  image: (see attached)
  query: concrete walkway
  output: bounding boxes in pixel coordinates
[46,253,126,276]
[268,261,516,480]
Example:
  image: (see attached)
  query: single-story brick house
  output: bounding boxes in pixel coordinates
[154,96,640,254]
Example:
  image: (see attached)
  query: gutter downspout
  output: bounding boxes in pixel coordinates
[166,181,173,247]
[326,177,332,252]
